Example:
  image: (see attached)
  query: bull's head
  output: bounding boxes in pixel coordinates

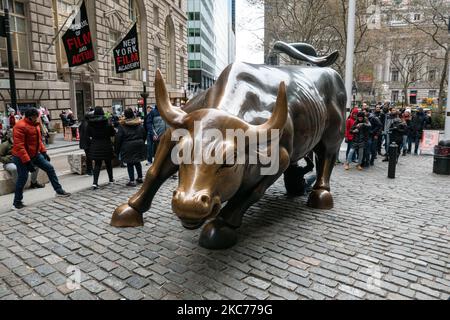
[155,69,288,229]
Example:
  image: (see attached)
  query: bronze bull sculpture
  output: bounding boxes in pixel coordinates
[111,48,347,250]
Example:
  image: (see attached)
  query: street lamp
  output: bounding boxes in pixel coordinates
[352,81,358,108]
[141,69,149,117]
[0,0,18,113]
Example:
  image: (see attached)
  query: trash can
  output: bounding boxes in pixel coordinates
[433,140,450,175]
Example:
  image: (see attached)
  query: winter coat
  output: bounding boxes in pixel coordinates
[147,108,168,140]
[115,118,146,164]
[389,118,406,144]
[350,119,371,147]
[411,112,426,137]
[368,113,383,139]
[78,114,91,150]
[345,108,359,142]
[383,114,395,135]
[12,118,47,164]
[0,139,13,165]
[87,115,115,160]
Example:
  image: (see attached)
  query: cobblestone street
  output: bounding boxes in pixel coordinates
[0,153,449,300]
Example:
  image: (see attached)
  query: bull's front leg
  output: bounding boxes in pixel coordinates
[111,129,178,227]
[307,140,337,210]
[199,147,290,250]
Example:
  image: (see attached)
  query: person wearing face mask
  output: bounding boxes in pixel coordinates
[11,108,70,210]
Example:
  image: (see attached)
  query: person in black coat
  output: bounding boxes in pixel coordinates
[115,108,146,187]
[344,112,371,170]
[88,107,115,189]
[388,111,407,161]
[79,112,93,175]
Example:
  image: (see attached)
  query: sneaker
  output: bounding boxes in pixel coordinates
[92,184,99,190]
[12,203,26,210]
[109,179,115,184]
[357,165,363,171]
[56,190,71,197]
[344,164,350,170]
[136,178,143,184]
[30,182,45,189]
[126,181,136,187]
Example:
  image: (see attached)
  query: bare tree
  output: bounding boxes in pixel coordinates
[402,0,450,112]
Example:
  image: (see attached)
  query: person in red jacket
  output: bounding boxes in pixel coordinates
[345,107,359,161]
[11,107,70,209]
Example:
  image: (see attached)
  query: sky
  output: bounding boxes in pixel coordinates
[235,0,264,64]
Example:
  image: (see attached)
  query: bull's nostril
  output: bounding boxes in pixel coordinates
[200,195,210,204]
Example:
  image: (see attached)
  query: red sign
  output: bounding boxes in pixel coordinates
[62,1,95,67]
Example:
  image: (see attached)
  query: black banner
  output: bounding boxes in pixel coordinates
[62,1,95,67]
[113,23,140,73]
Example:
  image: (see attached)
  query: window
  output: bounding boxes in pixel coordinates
[0,0,30,69]
[429,90,437,98]
[392,90,399,102]
[179,0,182,9]
[110,31,122,78]
[154,47,161,70]
[391,69,399,82]
[127,0,140,81]
[428,69,436,82]
[187,12,200,20]
[188,28,200,37]
[267,54,279,65]
[180,57,185,85]
[188,60,201,68]
[53,0,76,70]
[153,5,159,26]
[179,24,184,40]
[414,14,421,21]
[165,17,176,86]
[188,44,200,53]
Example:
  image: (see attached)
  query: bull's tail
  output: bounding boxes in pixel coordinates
[273,41,339,67]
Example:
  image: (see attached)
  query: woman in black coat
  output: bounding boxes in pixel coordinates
[88,107,115,189]
[115,108,146,187]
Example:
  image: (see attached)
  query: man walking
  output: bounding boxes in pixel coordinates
[11,108,70,209]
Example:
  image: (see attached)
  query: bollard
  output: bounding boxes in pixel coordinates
[388,142,398,179]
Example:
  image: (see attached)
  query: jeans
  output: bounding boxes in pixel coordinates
[304,174,316,193]
[4,162,38,184]
[362,139,371,165]
[384,134,390,155]
[13,154,63,205]
[127,162,143,182]
[347,145,365,165]
[93,159,113,185]
[146,135,154,163]
[370,137,379,164]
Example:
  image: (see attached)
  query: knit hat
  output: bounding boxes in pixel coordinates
[357,111,365,118]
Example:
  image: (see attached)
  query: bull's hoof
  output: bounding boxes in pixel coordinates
[199,219,237,250]
[307,189,334,210]
[111,203,144,227]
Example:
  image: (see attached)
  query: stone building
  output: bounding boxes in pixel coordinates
[0,0,187,123]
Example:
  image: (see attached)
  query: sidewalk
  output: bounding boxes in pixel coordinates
[0,162,149,214]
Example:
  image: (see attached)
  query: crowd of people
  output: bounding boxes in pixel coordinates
[342,102,432,171]
[0,103,168,210]
[78,104,168,190]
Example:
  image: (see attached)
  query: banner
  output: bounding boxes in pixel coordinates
[113,23,140,73]
[62,1,95,67]
[419,130,440,155]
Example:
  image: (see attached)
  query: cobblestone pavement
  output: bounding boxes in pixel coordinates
[1,153,449,300]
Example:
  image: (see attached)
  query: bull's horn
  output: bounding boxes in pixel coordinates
[155,69,187,128]
[252,81,288,134]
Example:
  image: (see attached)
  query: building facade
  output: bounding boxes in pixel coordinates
[187,0,235,92]
[0,0,188,122]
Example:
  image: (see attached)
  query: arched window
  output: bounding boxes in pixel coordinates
[165,16,176,86]
[125,0,140,81]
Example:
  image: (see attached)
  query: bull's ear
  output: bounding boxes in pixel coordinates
[155,69,187,128]
[251,81,288,134]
